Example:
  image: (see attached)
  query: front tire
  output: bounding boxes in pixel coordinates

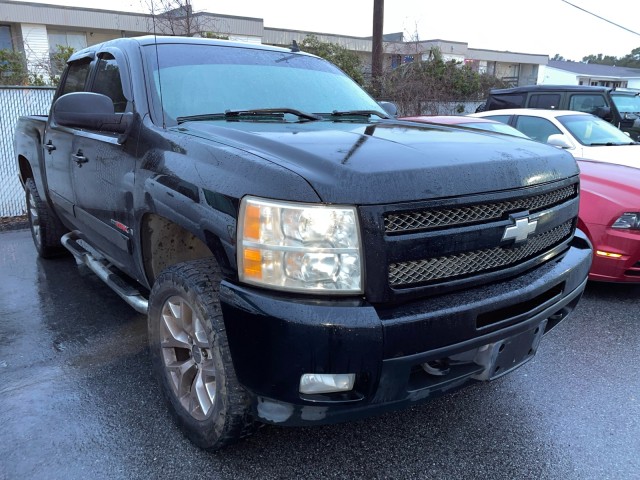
[148,258,255,451]
[25,178,67,258]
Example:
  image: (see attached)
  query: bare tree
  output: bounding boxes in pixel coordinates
[143,0,229,38]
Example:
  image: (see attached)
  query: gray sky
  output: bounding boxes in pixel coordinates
[12,0,640,61]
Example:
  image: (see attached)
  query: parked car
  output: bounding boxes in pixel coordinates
[476,85,640,141]
[575,160,640,282]
[400,115,530,138]
[470,109,640,169]
[406,115,640,283]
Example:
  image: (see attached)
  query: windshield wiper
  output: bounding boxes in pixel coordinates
[225,108,322,121]
[588,141,637,146]
[177,108,322,124]
[329,110,389,119]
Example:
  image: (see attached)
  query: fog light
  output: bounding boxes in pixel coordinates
[299,373,355,394]
[596,250,623,259]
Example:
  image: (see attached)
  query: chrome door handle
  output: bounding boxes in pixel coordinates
[72,151,88,166]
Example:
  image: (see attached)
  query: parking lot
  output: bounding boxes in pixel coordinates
[1,227,639,480]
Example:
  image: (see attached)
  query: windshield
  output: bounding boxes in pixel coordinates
[557,114,634,146]
[144,43,385,125]
[611,93,640,114]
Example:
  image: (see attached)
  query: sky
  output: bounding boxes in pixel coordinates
[11,0,640,61]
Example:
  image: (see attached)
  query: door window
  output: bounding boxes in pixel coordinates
[91,53,128,113]
[568,94,607,114]
[60,59,91,96]
[529,94,561,109]
[514,116,562,143]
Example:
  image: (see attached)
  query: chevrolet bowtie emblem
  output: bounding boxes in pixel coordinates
[502,216,537,243]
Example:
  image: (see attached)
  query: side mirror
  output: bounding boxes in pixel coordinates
[378,101,398,118]
[593,106,612,122]
[547,134,574,149]
[52,92,132,134]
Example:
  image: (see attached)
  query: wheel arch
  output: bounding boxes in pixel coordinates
[18,155,34,185]
[139,212,233,287]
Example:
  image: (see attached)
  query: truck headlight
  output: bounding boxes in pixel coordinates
[238,196,363,293]
[612,213,640,230]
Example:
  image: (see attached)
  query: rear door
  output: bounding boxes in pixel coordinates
[43,57,92,220]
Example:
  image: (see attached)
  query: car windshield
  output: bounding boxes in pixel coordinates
[611,93,640,114]
[465,122,529,138]
[144,43,385,125]
[556,114,635,146]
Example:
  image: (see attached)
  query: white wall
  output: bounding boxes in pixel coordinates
[537,66,578,85]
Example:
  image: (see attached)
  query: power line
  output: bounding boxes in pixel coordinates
[560,0,640,36]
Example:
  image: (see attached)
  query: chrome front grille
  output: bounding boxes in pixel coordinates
[388,220,573,287]
[384,184,577,234]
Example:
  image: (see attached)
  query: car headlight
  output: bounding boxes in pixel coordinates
[612,213,640,230]
[237,196,363,294]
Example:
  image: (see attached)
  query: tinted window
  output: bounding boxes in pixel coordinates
[529,94,561,109]
[568,94,607,114]
[486,94,525,110]
[514,116,562,143]
[60,59,91,95]
[91,53,127,113]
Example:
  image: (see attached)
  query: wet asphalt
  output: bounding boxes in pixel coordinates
[1,228,639,480]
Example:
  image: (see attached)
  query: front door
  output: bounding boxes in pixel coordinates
[70,51,137,272]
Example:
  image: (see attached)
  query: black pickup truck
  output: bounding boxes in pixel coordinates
[14,36,592,451]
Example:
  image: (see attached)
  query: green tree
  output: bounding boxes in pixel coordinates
[48,45,75,86]
[0,49,29,85]
[581,53,618,65]
[580,47,640,68]
[299,34,364,85]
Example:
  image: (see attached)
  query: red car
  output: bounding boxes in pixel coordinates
[577,159,640,282]
[402,115,640,282]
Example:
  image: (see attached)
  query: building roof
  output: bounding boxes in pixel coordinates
[548,60,640,79]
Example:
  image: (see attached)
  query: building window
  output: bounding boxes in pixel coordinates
[48,29,87,53]
[47,29,87,76]
[0,25,12,50]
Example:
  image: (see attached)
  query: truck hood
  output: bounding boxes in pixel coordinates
[176,120,579,204]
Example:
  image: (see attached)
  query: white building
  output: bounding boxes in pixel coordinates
[538,60,640,89]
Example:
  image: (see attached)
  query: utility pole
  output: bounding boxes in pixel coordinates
[372,0,384,97]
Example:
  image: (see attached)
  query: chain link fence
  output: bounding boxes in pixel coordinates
[0,87,55,218]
